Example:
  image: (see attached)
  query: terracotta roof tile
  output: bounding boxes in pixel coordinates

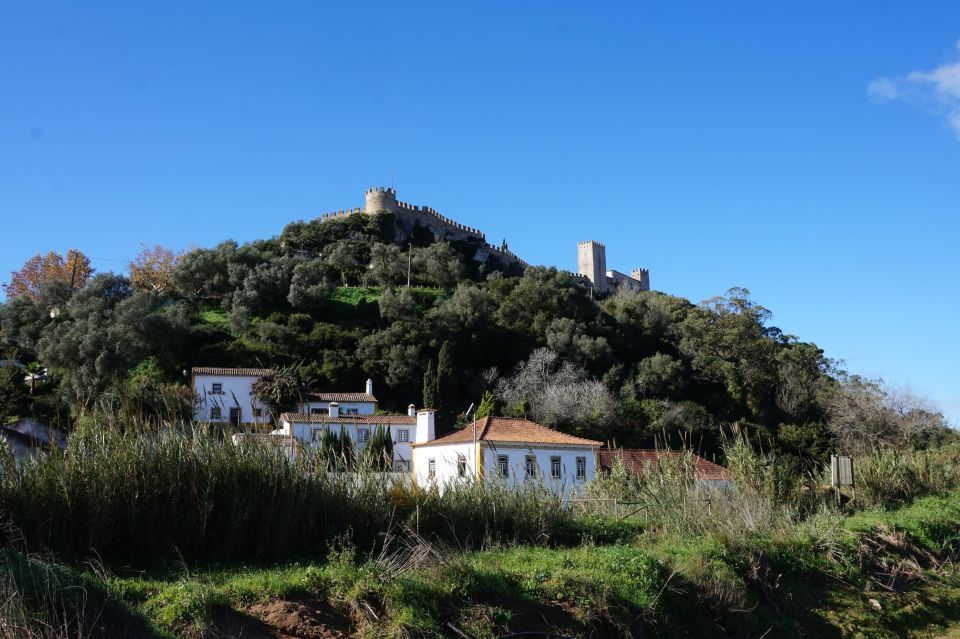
[599,449,730,481]
[305,392,378,403]
[413,417,602,448]
[279,413,416,425]
[192,366,273,377]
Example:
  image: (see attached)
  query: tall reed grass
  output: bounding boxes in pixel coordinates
[0,426,569,562]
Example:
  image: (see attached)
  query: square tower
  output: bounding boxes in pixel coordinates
[577,241,608,294]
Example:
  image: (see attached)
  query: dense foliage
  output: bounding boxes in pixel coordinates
[0,211,951,463]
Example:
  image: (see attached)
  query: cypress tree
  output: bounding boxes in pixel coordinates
[435,341,457,430]
[422,359,437,409]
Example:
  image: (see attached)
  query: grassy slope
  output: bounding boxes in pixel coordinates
[48,492,954,638]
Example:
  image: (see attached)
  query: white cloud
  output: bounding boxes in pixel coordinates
[869,39,960,138]
[867,77,900,102]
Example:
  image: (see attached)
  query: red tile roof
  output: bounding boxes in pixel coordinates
[279,413,416,425]
[304,392,377,403]
[412,417,602,448]
[599,449,731,481]
[192,367,273,377]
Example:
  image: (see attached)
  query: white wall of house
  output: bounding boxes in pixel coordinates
[481,444,596,496]
[413,442,478,487]
[193,374,269,425]
[413,443,597,496]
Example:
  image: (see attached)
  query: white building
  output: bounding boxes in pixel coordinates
[301,385,377,417]
[411,416,602,495]
[192,367,377,425]
[277,406,435,472]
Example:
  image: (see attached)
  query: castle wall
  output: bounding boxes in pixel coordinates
[314,187,524,268]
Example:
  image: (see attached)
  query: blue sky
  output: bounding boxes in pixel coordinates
[1,2,958,423]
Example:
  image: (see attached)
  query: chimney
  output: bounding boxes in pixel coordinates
[328,402,339,417]
[415,409,435,443]
[408,404,416,417]
[365,378,374,395]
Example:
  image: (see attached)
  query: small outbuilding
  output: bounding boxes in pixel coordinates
[599,449,732,488]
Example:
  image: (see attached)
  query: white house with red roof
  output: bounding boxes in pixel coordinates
[191,367,378,426]
[411,416,602,494]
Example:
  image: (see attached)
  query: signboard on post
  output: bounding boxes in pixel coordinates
[830,455,854,488]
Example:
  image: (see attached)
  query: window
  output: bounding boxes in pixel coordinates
[428,459,436,479]
[209,406,222,420]
[310,407,326,415]
[576,456,587,480]
[311,427,324,443]
[457,455,467,478]
[393,459,410,472]
[550,456,561,479]
[525,455,537,479]
[253,408,262,418]
[346,408,359,416]
[358,428,369,443]
[497,455,509,478]
[211,383,222,394]
[397,429,409,443]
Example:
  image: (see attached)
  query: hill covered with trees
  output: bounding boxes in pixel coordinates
[0,210,950,464]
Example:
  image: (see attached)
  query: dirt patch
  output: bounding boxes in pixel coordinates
[204,606,275,639]
[247,599,355,639]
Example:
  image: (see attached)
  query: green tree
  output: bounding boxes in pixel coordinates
[0,362,26,423]
[365,425,394,471]
[435,341,457,429]
[422,359,437,409]
[475,390,497,419]
[250,367,303,424]
[320,428,354,468]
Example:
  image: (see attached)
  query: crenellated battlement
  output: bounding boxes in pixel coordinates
[578,240,605,248]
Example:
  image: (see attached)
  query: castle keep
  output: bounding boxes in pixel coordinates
[576,240,649,294]
[316,188,650,293]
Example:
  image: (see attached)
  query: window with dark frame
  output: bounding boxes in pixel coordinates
[525,455,537,478]
[210,406,222,419]
[497,455,509,478]
[397,429,409,443]
[253,408,262,418]
[211,383,222,394]
[393,459,410,472]
[550,456,561,479]
[358,428,369,443]
[428,459,436,479]
[576,456,587,480]
[457,455,467,478]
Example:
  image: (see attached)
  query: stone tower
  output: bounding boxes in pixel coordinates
[631,268,650,291]
[577,240,608,294]
[365,187,399,214]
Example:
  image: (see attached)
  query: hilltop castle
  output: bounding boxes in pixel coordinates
[319,187,525,267]
[316,187,649,293]
[576,240,650,294]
